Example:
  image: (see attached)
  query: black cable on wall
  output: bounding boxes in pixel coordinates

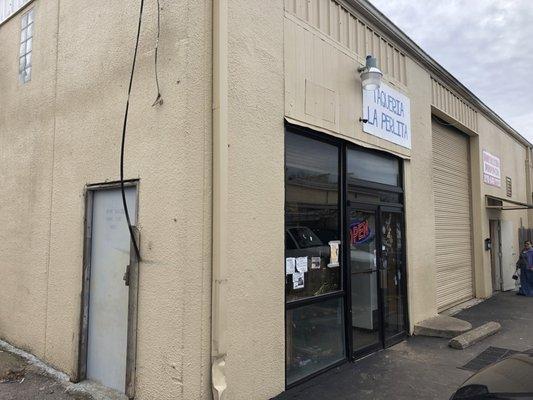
[152,0,163,106]
[120,0,145,261]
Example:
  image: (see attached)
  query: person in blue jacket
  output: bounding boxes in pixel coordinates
[516,241,533,296]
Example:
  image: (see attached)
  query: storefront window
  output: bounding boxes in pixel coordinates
[284,129,406,386]
[285,297,345,385]
[347,148,400,186]
[348,187,401,205]
[285,132,341,301]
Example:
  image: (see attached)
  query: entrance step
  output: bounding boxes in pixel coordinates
[414,315,472,338]
[449,321,501,350]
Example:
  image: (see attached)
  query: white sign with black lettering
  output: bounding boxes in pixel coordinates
[482,150,501,187]
[362,82,411,149]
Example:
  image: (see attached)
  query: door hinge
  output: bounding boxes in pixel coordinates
[123,264,131,286]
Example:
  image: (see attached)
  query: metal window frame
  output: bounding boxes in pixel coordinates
[18,7,33,83]
[284,122,409,389]
[284,125,346,389]
[77,180,140,399]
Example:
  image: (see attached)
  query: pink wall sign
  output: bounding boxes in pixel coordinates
[482,150,501,187]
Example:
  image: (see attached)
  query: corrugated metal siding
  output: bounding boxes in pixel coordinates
[431,78,478,132]
[284,0,407,86]
[432,119,474,311]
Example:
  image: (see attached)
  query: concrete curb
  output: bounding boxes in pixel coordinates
[449,321,502,350]
[414,315,472,338]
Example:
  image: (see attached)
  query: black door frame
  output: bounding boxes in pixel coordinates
[284,123,409,388]
[346,202,383,360]
[379,205,408,349]
[346,203,407,359]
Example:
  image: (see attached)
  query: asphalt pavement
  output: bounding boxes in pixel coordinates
[274,291,533,400]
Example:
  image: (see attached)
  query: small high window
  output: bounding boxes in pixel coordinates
[19,8,33,83]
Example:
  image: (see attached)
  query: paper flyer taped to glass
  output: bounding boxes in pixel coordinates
[296,256,308,273]
[292,271,304,289]
[285,257,296,275]
[328,240,341,268]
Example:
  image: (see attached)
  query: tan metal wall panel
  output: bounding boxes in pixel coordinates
[431,77,478,132]
[284,0,408,86]
[432,120,474,310]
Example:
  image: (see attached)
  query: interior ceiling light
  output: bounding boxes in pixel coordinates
[358,55,383,91]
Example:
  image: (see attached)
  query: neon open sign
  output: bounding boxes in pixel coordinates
[350,220,373,245]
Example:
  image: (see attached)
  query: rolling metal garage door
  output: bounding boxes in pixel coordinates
[432,118,474,311]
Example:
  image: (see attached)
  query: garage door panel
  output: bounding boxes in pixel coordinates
[432,118,474,311]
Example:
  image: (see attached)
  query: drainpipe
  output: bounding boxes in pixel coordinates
[211,0,228,399]
[526,146,533,227]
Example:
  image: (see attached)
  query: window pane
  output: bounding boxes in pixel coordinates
[25,37,32,52]
[285,232,297,251]
[347,187,401,205]
[19,56,25,72]
[347,148,399,186]
[286,297,345,385]
[382,211,405,338]
[285,132,341,301]
[27,8,33,24]
[26,23,33,38]
[19,42,26,56]
[24,66,31,82]
[21,27,27,41]
[21,11,28,27]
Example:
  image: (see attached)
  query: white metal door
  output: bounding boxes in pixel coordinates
[490,220,502,292]
[432,120,474,311]
[500,220,517,291]
[87,187,136,392]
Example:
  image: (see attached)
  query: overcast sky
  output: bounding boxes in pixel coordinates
[368,0,533,143]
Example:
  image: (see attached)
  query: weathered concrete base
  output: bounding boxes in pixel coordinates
[65,381,127,400]
[449,322,502,350]
[0,349,26,381]
[414,315,472,338]
[0,339,126,400]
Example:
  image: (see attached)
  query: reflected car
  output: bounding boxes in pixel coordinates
[450,353,533,399]
[285,226,330,258]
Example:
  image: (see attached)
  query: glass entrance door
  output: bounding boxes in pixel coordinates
[349,207,380,354]
[348,206,406,356]
[380,208,406,345]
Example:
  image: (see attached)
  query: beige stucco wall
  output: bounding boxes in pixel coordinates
[0,0,58,361]
[223,1,285,398]
[476,115,529,296]
[1,0,532,399]
[402,58,438,326]
[0,1,212,399]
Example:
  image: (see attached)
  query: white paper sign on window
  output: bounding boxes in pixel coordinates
[362,81,412,149]
[482,150,501,187]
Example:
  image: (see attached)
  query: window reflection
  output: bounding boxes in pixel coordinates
[285,132,341,301]
[382,212,405,337]
[347,148,399,186]
[347,187,401,205]
[286,298,345,385]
